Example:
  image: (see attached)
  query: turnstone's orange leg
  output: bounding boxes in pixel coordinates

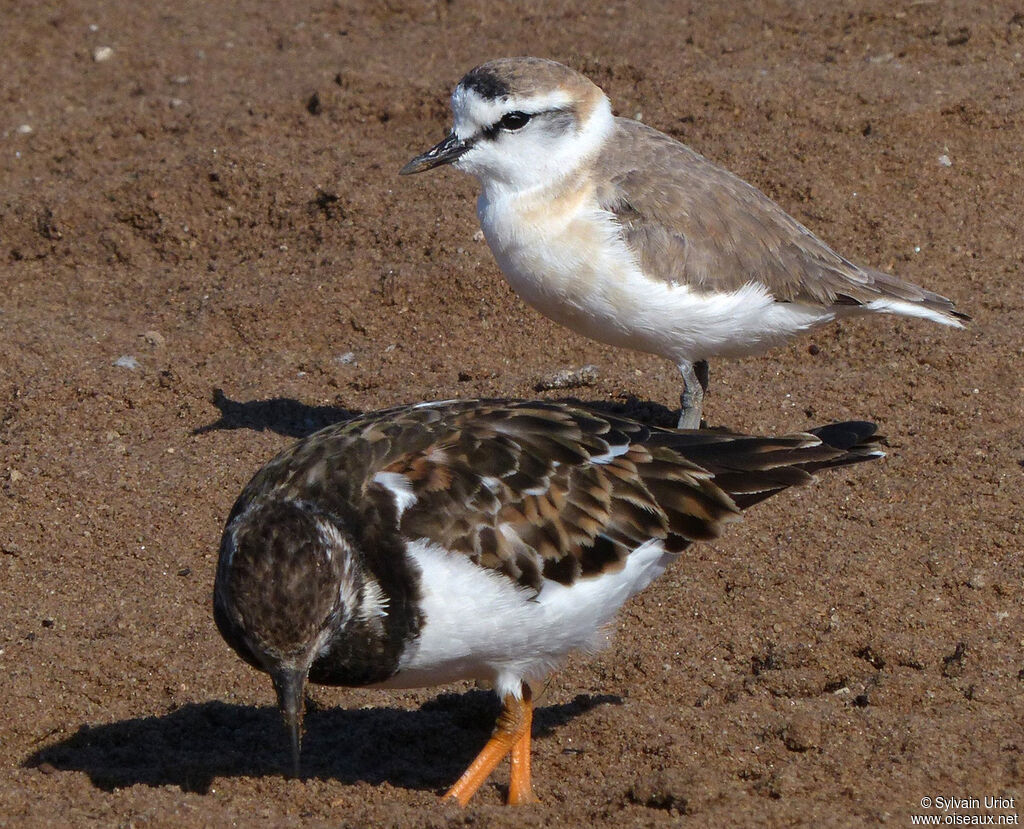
[507,687,538,804]
[444,684,536,806]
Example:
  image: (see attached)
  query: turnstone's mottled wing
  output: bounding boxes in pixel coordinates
[597,120,966,317]
[381,401,741,592]
[226,400,727,593]
[226,401,882,598]
[251,399,873,595]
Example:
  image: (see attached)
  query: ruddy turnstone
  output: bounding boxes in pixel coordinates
[214,398,883,805]
[400,57,967,428]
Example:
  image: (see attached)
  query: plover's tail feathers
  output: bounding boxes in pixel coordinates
[854,267,969,328]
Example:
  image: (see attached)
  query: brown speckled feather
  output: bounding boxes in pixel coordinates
[596,119,965,317]
[236,401,882,595]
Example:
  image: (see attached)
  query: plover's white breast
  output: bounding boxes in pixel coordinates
[479,184,833,364]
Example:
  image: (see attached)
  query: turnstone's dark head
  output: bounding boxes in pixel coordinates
[213,496,387,776]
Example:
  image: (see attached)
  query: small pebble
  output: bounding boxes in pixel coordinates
[535,365,599,391]
[16,124,33,135]
[628,769,691,814]
[113,355,140,370]
[93,46,114,62]
[938,154,952,167]
[783,711,821,751]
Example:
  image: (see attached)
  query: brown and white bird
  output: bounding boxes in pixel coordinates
[400,57,967,428]
[213,398,883,805]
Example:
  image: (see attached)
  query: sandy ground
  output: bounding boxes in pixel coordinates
[2,1,1022,825]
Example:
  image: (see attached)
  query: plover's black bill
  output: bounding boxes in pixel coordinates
[399,131,470,175]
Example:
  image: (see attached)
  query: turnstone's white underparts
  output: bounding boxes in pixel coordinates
[401,57,967,428]
[214,399,883,805]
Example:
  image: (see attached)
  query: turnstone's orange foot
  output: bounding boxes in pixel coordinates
[444,683,537,806]
[401,58,968,423]
[213,399,885,803]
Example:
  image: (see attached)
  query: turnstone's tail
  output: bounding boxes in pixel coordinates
[803,421,887,469]
[648,419,884,510]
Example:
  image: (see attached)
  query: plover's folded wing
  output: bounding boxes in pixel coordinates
[596,119,965,323]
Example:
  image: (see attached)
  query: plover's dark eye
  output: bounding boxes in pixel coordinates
[498,111,531,131]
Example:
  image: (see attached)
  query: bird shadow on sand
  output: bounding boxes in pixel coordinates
[193,387,682,441]
[193,388,359,439]
[23,690,622,795]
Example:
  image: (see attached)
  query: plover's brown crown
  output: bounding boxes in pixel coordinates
[461,57,604,119]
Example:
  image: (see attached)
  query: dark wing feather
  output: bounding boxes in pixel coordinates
[595,119,966,320]
[236,400,882,596]
[377,401,738,593]
[643,420,885,510]
[372,401,881,594]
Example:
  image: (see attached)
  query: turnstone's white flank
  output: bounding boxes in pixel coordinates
[214,399,883,805]
[400,58,967,428]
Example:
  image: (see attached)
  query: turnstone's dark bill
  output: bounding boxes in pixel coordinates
[214,399,883,805]
[400,57,968,428]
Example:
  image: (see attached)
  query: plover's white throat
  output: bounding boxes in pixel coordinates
[401,57,967,428]
[214,398,884,805]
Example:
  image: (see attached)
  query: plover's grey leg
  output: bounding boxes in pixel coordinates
[677,360,709,429]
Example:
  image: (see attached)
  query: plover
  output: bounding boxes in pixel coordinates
[400,57,967,428]
[214,398,883,805]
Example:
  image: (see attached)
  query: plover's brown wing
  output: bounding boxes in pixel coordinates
[596,119,966,321]
[374,401,881,593]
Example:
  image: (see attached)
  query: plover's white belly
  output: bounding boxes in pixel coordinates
[479,192,832,363]
[378,538,676,699]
